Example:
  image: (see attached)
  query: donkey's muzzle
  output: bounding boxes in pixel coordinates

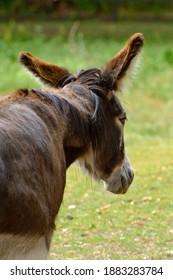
[104,156,134,194]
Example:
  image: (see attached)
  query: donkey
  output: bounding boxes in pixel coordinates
[0,33,144,259]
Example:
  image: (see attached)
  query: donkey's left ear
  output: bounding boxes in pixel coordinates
[103,33,144,92]
[19,52,71,88]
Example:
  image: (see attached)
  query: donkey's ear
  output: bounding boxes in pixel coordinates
[103,33,144,92]
[19,52,71,88]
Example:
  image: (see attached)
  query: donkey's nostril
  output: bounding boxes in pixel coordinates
[121,174,126,187]
[128,169,134,182]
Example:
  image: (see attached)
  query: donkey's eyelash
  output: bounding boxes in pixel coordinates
[119,112,127,124]
[119,117,126,125]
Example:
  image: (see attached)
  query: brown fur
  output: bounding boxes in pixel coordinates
[0,33,144,259]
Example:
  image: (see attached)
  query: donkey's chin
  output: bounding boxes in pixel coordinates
[104,168,134,195]
[104,180,129,194]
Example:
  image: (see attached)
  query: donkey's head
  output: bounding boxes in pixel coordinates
[19,33,144,194]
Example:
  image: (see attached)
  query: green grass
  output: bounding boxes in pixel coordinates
[0,20,173,259]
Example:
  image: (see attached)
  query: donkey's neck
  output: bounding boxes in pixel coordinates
[18,87,97,168]
[61,89,93,167]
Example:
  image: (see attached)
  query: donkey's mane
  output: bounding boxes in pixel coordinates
[20,77,108,153]
[58,68,115,96]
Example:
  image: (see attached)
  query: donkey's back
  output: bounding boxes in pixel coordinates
[0,94,66,259]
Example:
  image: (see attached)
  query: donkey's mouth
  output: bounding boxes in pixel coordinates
[104,167,134,195]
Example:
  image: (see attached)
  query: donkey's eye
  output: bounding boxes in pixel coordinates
[119,114,127,125]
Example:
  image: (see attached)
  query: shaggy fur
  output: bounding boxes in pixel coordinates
[0,33,144,259]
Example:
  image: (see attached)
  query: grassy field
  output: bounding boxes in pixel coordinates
[0,20,173,260]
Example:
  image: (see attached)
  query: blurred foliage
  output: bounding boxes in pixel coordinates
[127,0,173,10]
[1,0,112,14]
[0,0,173,19]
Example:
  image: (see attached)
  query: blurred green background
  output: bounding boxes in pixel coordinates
[0,1,173,259]
[1,0,173,20]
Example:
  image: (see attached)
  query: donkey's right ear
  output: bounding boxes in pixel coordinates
[103,33,144,92]
[19,52,71,88]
